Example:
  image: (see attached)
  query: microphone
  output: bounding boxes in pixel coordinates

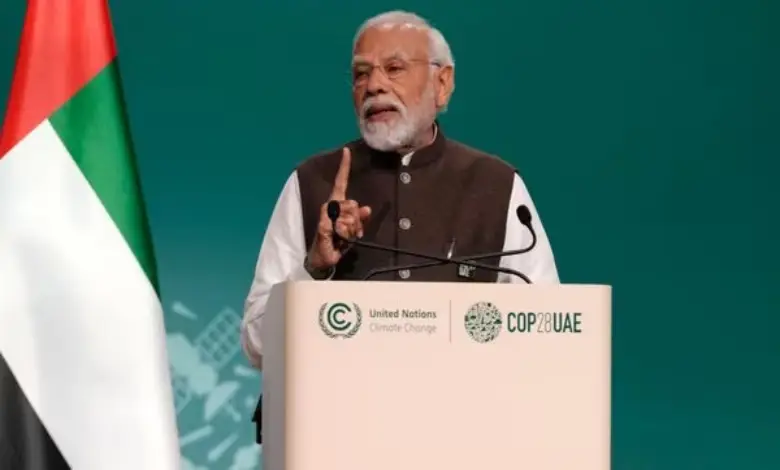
[326,201,529,281]
[362,204,537,282]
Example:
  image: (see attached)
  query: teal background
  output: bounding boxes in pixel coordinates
[2,1,779,468]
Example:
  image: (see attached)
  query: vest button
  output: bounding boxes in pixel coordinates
[399,172,411,184]
[398,269,411,279]
[399,217,411,230]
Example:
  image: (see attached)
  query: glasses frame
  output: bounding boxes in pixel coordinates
[351,57,442,88]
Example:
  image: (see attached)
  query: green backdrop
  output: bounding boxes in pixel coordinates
[1,1,778,469]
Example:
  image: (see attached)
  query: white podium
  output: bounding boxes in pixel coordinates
[261,281,612,470]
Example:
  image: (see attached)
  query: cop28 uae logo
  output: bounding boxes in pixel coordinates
[319,302,363,338]
[464,301,503,343]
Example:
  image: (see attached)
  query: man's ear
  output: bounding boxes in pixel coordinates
[435,65,455,111]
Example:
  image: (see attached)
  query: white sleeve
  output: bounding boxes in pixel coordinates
[240,171,314,369]
[498,172,561,284]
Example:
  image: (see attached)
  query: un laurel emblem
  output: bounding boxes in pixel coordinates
[464,301,503,343]
[318,302,363,338]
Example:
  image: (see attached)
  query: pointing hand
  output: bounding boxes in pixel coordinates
[307,147,372,272]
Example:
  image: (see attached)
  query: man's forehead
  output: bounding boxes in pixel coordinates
[353,25,429,62]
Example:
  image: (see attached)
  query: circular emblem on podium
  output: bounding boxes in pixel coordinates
[319,302,362,338]
[464,302,503,343]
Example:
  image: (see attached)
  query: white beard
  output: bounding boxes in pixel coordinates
[358,84,437,152]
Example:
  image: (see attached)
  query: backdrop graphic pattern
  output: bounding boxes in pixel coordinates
[1,1,779,469]
[165,301,261,470]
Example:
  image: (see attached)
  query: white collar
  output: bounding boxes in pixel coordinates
[401,124,438,167]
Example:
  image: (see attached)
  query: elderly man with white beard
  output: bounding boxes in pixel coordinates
[241,10,560,370]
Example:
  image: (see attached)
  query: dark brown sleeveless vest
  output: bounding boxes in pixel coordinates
[296,126,516,282]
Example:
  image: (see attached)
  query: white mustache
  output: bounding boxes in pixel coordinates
[361,97,406,118]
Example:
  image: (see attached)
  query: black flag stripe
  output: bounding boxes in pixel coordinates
[0,352,70,470]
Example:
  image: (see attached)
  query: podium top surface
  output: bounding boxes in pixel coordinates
[287,280,611,288]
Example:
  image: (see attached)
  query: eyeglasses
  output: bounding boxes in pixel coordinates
[351,58,441,87]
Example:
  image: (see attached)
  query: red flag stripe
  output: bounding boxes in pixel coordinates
[0,0,118,157]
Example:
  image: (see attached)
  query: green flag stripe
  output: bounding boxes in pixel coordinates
[48,61,159,292]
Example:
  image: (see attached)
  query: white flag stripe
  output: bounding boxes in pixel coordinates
[0,121,180,469]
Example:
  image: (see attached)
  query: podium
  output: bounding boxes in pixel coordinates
[261,280,612,470]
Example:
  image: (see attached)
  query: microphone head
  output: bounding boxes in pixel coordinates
[516,205,532,226]
[326,200,341,223]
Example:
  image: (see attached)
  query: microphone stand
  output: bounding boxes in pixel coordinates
[362,228,537,281]
[339,237,530,282]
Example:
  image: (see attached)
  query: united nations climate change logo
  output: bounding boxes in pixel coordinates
[464,301,503,343]
[319,302,363,338]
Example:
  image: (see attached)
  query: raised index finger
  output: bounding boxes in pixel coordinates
[330,147,351,199]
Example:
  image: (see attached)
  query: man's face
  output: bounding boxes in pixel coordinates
[351,26,439,151]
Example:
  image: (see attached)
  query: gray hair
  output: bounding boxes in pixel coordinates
[353,11,455,68]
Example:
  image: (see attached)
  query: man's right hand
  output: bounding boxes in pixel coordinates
[306,147,372,272]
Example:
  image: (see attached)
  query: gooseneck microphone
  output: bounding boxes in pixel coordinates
[363,204,537,282]
[326,201,529,281]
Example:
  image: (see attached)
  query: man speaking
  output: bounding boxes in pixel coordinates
[241,10,559,368]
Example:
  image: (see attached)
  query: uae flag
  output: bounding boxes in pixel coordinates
[0,1,180,469]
